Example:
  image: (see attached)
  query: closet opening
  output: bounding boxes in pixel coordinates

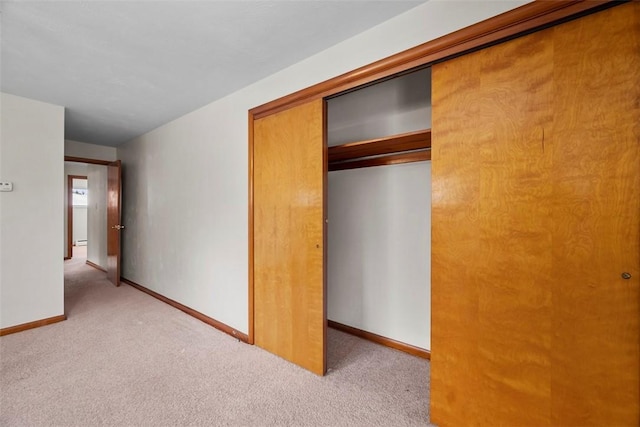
[325,66,432,365]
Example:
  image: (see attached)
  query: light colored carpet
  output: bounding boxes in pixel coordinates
[71,244,87,260]
[0,257,432,426]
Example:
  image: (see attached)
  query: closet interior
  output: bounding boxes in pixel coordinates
[326,67,432,356]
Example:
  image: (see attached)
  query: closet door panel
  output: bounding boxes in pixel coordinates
[431,3,639,426]
[550,3,639,424]
[431,30,554,426]
[253,99,326,376]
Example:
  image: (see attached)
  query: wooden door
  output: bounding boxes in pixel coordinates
[430,3,639,426]
[252,99,326,375]
[107,160,123,287]
[549,4,639,423]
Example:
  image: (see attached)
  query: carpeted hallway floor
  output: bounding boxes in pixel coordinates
[0,255,432,426]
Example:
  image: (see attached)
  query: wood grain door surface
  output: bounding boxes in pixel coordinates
[431,3,639,426]
[253,99,326,375]
[107,160,122,287]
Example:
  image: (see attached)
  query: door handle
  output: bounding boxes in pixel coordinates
[112,225,125,230]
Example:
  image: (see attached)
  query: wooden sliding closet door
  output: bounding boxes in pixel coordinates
[253,99,326,376]
[549,4,639,423]
[431,3,639,426]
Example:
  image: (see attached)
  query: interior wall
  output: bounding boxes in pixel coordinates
[328,163,431,349]
[65,139,117,161]
[327,68,431,146]
[72,206,88,243]
[0,92,65,329]
[87,165,108,268]
[63,162,88,256]
[118,1,531,334]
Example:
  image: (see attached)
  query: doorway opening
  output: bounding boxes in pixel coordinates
[324,67,432,368]
[65,161,108,269]
[64,157,122,287]
[68,175,88,260]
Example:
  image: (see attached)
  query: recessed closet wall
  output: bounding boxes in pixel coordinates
[327,68,431,350]
[327,69,431,144]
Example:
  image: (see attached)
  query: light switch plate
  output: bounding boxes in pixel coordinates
[0,182,14,192]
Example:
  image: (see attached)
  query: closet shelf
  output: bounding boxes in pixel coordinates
[330,150,430,171]
[328,129,431,163]
[328,129,431,171]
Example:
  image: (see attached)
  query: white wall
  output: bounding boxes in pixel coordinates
[87,164,108,268]
[65,139,117,161]
[328,163,431,349]
[0,93,65,328]
[73,177,88,190]
[72,208,88,243]
[118,1,530,334]
[328,68,431,146]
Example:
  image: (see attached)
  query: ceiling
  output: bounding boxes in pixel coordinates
[1,1,426,147]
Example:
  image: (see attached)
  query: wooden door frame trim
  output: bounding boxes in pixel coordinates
[248,112,255,344]
[65,156,112,166]
[248,0,616,345]
[249,0,613,120]
[67,174,88,259]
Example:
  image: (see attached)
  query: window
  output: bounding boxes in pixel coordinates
[72,188,88,206]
